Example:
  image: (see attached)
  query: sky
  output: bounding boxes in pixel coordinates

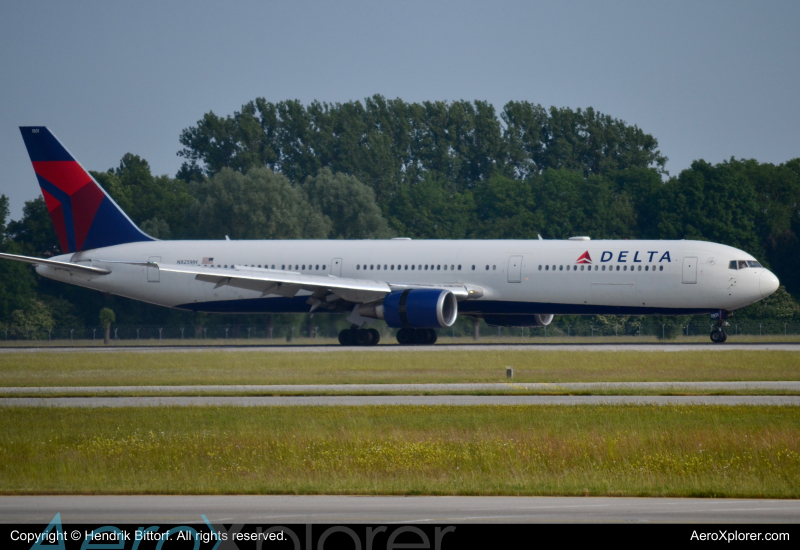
[1,1,798,220]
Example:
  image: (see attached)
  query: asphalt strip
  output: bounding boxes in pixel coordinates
[0,395,798,407]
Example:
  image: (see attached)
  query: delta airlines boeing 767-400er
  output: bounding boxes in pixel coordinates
[0,127,780,344]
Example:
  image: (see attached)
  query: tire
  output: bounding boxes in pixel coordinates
[413,328,430,345]
[396,328,413,345]
[710,330,724,343]
[368,328,380,345]
[338,329,354,346]
[427,329,438,345]
[355,328,373,346]
[720,330,728,343]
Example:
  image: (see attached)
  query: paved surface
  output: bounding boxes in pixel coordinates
[2,342,800,353]
[1,395,798,407]
[2,381,799,394]
[2,495,799,523]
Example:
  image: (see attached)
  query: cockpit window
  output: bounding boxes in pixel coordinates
[738,260,748,269]
[729,261,737,270]
[747,261,762,268]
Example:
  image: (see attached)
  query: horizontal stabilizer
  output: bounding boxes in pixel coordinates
[0,252,111,275]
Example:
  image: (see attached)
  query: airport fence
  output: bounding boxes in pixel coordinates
[2,320,800,344]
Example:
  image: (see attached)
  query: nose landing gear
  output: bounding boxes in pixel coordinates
[710,321,729,343]
[710,329,727,343]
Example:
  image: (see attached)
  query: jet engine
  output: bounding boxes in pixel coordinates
[483,314,554,327]
[358,289,458,328]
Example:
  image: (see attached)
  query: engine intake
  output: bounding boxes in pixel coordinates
[359,289,458,328]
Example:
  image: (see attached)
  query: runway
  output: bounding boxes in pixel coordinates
[2,342,800,353]
[2,381,799,395]
[1,395,798,407]
[2,495,799,523]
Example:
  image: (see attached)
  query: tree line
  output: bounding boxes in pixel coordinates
[1,95,799,335]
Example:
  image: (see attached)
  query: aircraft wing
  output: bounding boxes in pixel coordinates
[0,252,111,275]
[155,263,392,304]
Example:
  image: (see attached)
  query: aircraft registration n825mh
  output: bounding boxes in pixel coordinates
[1,126,780,345]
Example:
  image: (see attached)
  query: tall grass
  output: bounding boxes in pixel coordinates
[0,351,798,386]
[0,405,797,497]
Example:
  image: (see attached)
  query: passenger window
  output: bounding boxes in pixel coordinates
[645,265,649,271]
[412,265,415,270]
[316,265,319,270]
[602,266,605,271]
[443,265,447,270]
[623,266,627,271]
[384,265,387,270]
[258,265,261,268]
[458,265,461,270]
[738,260,748,269]
[559,265,563,271]
[659,266,664,271]
[418,265,422,270]
[545,265,549,271]
[437,265,441,270]
[377,265,380,270]
[322,265,326,270]
[451,265,455,270]
[472,265,475,270]
[486,265,489,270]
[580,265,584,271]
[357,265,360,270]
[539,265,542,270]
[729,261,737,270]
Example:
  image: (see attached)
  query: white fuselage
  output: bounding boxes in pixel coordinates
[35,238,778,319]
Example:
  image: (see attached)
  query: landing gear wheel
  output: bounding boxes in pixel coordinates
[368,328,380,346]
[413,328,431,345]
[355,328,373,346]
[338,329,354,345]
[427,329,438,345]
[710,329,727,343]
[396,328,414,345]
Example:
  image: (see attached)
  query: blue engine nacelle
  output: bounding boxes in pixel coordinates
[359,289,458,328]
[483,314,554,327]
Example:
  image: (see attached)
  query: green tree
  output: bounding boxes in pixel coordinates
[9,299,54,339]
[187,167,329,239]
[0,195,37,324]
[91,153,193,237]
[99,308,115,345]
[655,160,763,256]
[5,197,61,257]
[388,175,477,239]
[303,168,393,239]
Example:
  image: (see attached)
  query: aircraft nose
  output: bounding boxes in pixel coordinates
[760,270,779,298]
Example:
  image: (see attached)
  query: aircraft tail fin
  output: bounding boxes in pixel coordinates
[19,126,153,253]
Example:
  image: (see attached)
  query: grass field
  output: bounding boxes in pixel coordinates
[0,350,798,388]
[3,334,800,347]
[0,405,797,498]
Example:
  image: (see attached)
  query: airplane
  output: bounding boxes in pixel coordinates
[0,126,780,345]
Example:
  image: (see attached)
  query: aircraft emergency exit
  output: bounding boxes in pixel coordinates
[0,127,780,344]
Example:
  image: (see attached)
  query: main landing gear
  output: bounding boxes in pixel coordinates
[710,323,729,343]
[396,328,438,345]
[338,326,380,346]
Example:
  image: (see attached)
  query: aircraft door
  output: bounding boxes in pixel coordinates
[508,256,522,283]
[148,256,161,282]
[331,258,342,277]
[682,257,697,284]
